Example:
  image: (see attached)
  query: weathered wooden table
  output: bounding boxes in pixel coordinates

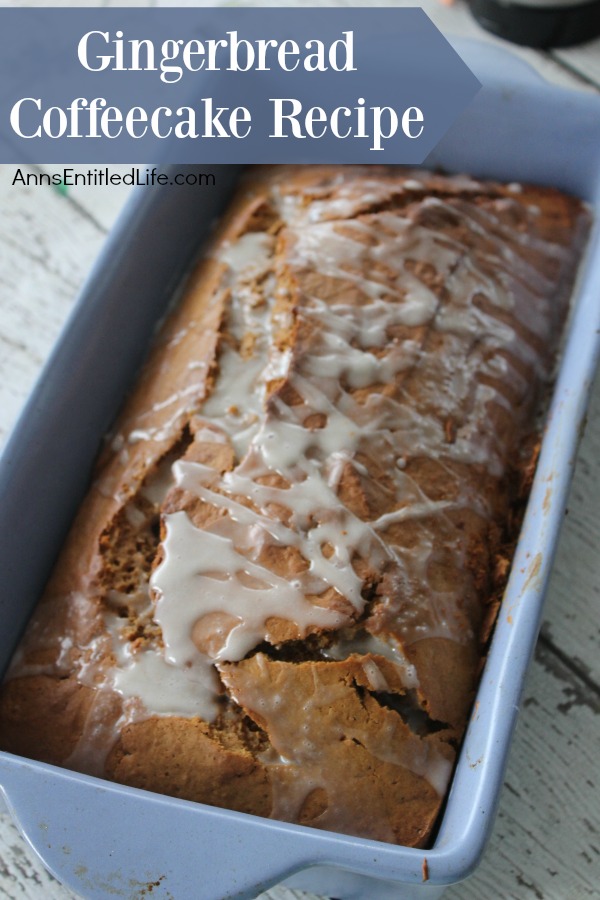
[0,1,598,898]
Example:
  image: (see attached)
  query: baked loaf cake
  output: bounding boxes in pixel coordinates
[0,166,589,847]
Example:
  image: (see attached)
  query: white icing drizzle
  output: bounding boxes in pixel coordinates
[171,459,369,606]
[218,231,273,274]
[361,658,390,692]
[285,212,527,475]
[322,631,419,689]
[198,233,290,458]
[46,171,577,808]
[112,649,219,721]
[120,178,568,724]
[127,386,204,445]
[152,510,343,665]
[63,689,124,779]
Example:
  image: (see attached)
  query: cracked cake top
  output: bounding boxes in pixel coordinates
[0,165,589,847]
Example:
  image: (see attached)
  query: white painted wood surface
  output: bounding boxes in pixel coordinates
[0,2,599,898]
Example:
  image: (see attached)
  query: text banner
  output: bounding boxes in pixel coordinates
[0,8,480,164]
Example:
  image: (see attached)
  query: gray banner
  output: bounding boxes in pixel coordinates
[0,8,480,164]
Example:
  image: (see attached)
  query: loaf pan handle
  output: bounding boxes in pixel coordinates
[0,755,335,900]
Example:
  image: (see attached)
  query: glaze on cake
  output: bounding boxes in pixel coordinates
[0,166,589,847]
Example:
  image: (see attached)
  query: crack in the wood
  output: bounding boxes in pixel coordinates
[504,781,521,798]
[61,194,108,236]
[29,165,108,236]
[547,54,600,93]
[516,871,545,900]
[536,632,600,709]
[0,231,54,273]
[0,334,30,355]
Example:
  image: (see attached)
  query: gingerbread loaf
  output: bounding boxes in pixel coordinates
[0,166,590,847]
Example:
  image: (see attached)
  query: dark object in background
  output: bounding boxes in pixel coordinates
[468,0,600,48]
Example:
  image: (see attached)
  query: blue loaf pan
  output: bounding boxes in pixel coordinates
[0,41,599,900]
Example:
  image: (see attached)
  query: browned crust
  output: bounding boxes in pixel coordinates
[0,166,590,848]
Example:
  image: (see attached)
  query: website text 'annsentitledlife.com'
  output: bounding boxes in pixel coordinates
[12,167,217,187]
